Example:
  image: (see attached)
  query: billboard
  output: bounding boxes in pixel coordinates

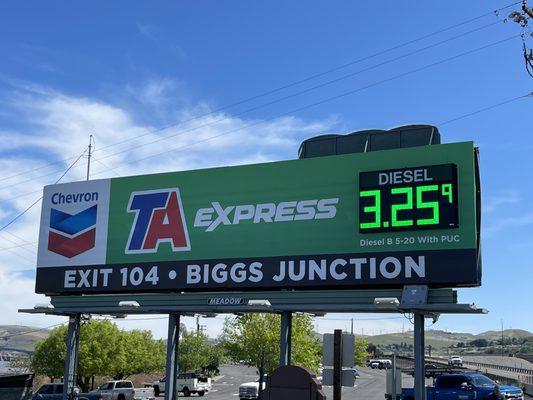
[35,141,480,294]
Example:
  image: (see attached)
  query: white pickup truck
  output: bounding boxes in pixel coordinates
[447,355,463,367]
[76,380,155,400]
[149,373,211,397]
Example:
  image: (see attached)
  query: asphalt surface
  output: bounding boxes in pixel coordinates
[157,364,401,399]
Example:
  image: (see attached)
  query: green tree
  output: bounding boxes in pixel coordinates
[221,313,321,397]
[77,320,122,390]
[354,338,368,366]
[204,341,227,375]
[31,325,68,380]
[110,330,166,380]
[31,320,166,391]
[469,338,489,348]
[179,331,212,373]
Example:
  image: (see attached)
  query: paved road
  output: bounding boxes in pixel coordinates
[157,364,392,399]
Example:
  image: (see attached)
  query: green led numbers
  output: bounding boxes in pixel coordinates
[442,183,453,203]
[391,187,414,227]
[359,165,459,233]
[416,185,439,225]
[360,190,381,229]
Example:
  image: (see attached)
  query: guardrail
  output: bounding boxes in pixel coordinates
[426,356,533,377]
[395,355,533,396]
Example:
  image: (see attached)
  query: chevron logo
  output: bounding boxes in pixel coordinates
[48,205,98,258]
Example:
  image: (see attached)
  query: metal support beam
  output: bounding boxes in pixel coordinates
[279,311,292,366]
[62,314,80,400]
[164,314,181,400]
[413,313,426,400]
[333,329,342,400]
[391,353,397,400]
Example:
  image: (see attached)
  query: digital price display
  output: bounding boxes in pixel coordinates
[359,164,458,233]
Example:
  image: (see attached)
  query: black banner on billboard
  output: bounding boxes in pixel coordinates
[35,249,479,295]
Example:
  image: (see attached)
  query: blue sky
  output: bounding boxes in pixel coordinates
[0,1,531,338]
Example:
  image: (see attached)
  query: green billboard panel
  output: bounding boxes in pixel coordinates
[36,141,480,294]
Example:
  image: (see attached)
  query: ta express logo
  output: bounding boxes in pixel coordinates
[126,188,190,254]
[194,198,339,232]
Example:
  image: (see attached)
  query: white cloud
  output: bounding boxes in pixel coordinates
[483,192,520,214]
[136,24,187,61]
[0,269,64,328]
[483,212,533,238]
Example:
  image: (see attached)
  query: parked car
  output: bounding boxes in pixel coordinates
[447,356,463,367]
[401,373,524,400]
[149,373,211,397]
[76,380,155,400]
[32,383,79,400]
[238,377,267,400]
[368,359,392,369]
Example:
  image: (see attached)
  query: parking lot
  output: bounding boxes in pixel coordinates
[156,364,410,400]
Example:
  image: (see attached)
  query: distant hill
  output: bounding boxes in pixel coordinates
[0,324,531,354]
[0,325,49,353]
[474,329,532,341]
[365,329,532,351]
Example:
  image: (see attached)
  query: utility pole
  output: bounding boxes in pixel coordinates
[196,315,200,334]
[501,319,505,357]
[351,318,353,335]
[86,135,93,181]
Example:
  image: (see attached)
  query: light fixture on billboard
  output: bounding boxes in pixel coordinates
[373,297,400,307]
[248,299,271,307]
[118,301,140,308]
[34,303,54,310]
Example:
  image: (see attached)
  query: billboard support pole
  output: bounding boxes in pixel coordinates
[164,313,181,400]
[413,313,426,400]
[62,314,80,400]
[280,311,292,366]
[392,353,397,400]
[333,329,342,400]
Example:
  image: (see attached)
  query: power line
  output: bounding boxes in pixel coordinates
[0,232,37,255]
[0,19,508,193]
[93,34,519,177]
[0,1,520,186]
[439,91,533,125]
[0,150,86,233]
[91,157,121,177]
[0,39,524,238]
[72,20,504,167]
[0,231,38,251]
[1,71,525,240]
[0,244,36,263]
[0,197,42,234]
[0,242,37,252]
[87,19,504,158]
